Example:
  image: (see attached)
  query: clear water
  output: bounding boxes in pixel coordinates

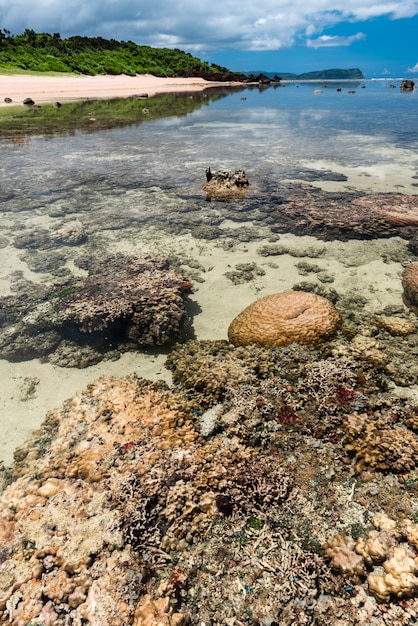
[0,78,418,467]
[1,80,417,217]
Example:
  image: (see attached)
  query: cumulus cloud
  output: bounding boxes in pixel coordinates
[0,0,416,53]
[307,32,366,47]
[407,62,418,72]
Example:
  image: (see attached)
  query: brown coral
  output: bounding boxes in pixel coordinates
[323,532,365,576]
[0,374,294,625]
[228,290,341,348]
[402,263,418,316]
[344,413,418,472]
[0,255,192,365]
[326,514,418,603]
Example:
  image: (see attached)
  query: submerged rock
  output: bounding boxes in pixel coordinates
[203,168,249,200]
[0,255,192,366]
[268,184,418,240]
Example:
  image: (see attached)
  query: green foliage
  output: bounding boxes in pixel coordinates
[0,30,235,78]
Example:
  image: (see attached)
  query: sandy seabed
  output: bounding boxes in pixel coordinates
[0,72,231,107]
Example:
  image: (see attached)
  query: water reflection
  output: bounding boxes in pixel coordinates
[0,88,239,142]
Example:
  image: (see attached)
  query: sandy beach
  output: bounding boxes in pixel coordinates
[0,72,232,107]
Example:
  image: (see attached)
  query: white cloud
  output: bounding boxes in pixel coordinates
[0,0,416,53]
[307,32,366,47]
[407,62,418,72]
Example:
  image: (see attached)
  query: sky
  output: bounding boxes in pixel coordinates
[1,0,418,78]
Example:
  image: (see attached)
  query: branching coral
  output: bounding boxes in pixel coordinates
[0,374,292,625]
[165,339,284,405]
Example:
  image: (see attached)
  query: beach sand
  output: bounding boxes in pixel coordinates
[0,72,234,107]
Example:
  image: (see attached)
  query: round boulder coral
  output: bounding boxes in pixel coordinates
[228,290,340,348]
[402,263,418,316]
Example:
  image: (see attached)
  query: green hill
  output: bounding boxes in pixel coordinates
[0,29,243,80]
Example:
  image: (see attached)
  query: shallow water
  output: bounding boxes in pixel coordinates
[0,79,417,466]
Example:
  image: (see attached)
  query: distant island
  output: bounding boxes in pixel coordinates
[246,68,365,81]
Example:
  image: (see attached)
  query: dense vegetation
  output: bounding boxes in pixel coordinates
[0,28,243,79]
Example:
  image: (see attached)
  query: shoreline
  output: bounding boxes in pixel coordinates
[0,72,240,107]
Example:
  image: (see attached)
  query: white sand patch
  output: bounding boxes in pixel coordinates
[300,158,418,194]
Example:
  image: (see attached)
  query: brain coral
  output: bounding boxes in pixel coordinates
[228,290,341,348]
[402,263,418,316]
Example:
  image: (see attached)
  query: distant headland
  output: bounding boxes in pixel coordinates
[246,68,365,81]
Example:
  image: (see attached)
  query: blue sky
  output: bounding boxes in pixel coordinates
[1,0,417,78]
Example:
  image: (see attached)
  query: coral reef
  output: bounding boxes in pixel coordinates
[268,183,418,241]
[344,413,418,472]
[0,255,192,366]
[165,339,285,405]
[228,290,341,348]
[2,335,418,624]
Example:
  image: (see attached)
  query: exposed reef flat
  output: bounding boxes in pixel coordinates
[1,336,418,624]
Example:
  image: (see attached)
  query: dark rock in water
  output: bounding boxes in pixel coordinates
[268,183,418,241]
[0,255,193,366]
[401,79,415,91]
[3,97,12,103]
[296,168,348,182]
[407,237,418,256]
[203,168,249,201]
[23,97,35,106]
